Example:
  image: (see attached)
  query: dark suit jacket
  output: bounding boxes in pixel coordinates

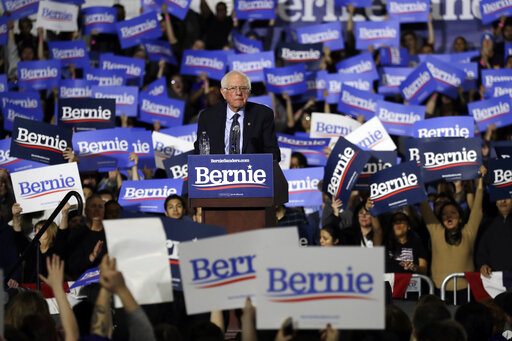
[194,101,281,161]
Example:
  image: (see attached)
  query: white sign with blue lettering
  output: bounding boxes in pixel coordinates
[35,0,78,32]
[310,112,361,138]
[152,131,194,169]
[345,117,397,151]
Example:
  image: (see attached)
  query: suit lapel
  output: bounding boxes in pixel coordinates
[242,104,254,153]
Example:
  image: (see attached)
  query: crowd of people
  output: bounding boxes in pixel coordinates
[1,0,512,340]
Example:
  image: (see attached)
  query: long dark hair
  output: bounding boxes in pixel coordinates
[351,201,372,246]
[437,201,465,245]
[386,212,412,257]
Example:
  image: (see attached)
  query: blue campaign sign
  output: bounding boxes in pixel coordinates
[506,42,512,61]
[374,100,425,137]
[424,56,466,99]
[277,42,323,71]
[296,22,344,51]
[488,158,512,202]
[420,137,482,183]
[277,133,330,166]
[284,167,323,207]
[378,66,413,96]
[118,179,183,213]
[188,154,274,199]
[2,0,39,20]
[0,138,44,173]
[495,146,512,158]
[488,81,512,99]
[92,86,138,117]
[387,0,429,23]
[322,137,370,210]
[340,72,376,92]
[323,73,342,104]
[336,51,379,81]
[139,92,185,127]
[18,60,61,91]
[161,217,226,290]
[144,40,177,65]
[355,150,397,190]
[300,71,327,102]
[480,0,512,25]
[163,151,193,179]
[0,74,6,92]
[58,98,116,131]
[73,128,129,171]
[0,17,8,46]
[3,102,43,132]
[100,54,145,86]
[81,6,117,34]
[369,161,427,216]
[129,130,155,169]
[490,140,512,158]
[180,50,227,81]
[482,69,512,90]
[468,95,512,132]
[0,91,41,113]
[399,62,436,104]
[337,85,383,119]
[355,20,400,50]
[413,116,475,138]
[163,0,191,20]
[232,31,263,54]
[335,0,372,6]
[11,117,72,165]
[84,68,125,86]
[48,40,89,69]
[160,123,197,143]
[234,0,276,19]
[59,79,94,98]
[248,95,273,109]
[379,47,409,66]
[141,0,161,13]
[228,51,274,83]
[146,77,167,97]
[116,12,161,49]
[459,62,478,92]
[264,64,307,95]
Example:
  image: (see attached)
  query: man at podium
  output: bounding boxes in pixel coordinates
[193,71,281,162]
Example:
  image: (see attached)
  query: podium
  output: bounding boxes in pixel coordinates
[188,154,288,234]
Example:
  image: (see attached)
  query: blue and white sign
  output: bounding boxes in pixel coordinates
[3,102,43,132]
[146,77,167,97]
[129,130,155,169]
[369,161,427,216]
[188,154,274,199]
[2,0,39,20]
[335,0,372,6]
[139,92,185,127]
[337,51,379,81]
[118,179,183,213]
[300,71,326,102]
[277,134,330,167]
[296,22,344,51]
[234,0,276,19]
[0,74,6,92]
[0,17,8,46]
[379,47,409,66]
[180,50,227,81]
[35,1,78,32]
[284,167,323,207]
[160,123,197,143]
[345,117,397,151]
[228,51,274,83]
[59,79,94,98]
[11,118,73,165]
[140,0,161,13]
[163,0,191,20]
[264,64,307,95]
[84,68,125,86]
[413,116,475,138]
[92,86,139,117]
[488,81,512,99]
[232,31,263,54]
[468,95,512,132]
[488,158,512,201]
[460,62,478,92]
[337,85,383,118]
[18,60,61,90]
[248,95,273,110]
[399,63,436,104]
[482,69,512,90]
[387,0,429,23]
[49,40,89,69]
[424,56,466,98]
[116,12,161,49]
[144,40,177,65]
[163,151,193,179]
[355,20,400,50]
[58,98,116,131]
[100,54,145,86]
[0,138,44,173]
[81,6,117,35]
[374,100,424,136]
[355,150,397,190]
[310,112,361,138]
[153,131,194,169]
[278,42,323,71]
[480,0,512,25]
[378,67,413,95]
[0,91,41,112]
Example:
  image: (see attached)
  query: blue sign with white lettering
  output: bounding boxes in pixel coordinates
[336,51,379,81]
[299,71,327,102]
[284,167,323,207]
[278,42,323,71]
[81,6,117,34]
[355,20,400,50]
[92,86,138,117]
[277,134,330,167]
[374,100,425,136]
[413,116,475,138]
[161,123,197,143]
[163,0,191,20]
[369,161,427,216]
[180,50,227,81]
[116,12,161,49]
[129,130,155,169]
[0,74,6,93]
[0,91,41,113]
[482,69,512,90]
[468,95,512,132]
[18,60,61,90]
[11,117,72,165]
[0,17,8,46]
[335,0,372,6]
[118,179,183,213]
[49,40,89,69]
[140,0,161,13]
[234,0,276,19]
[355,151,397,190]
[338,85,383,118]
[399,62,436,104]
[387,0,429,23]
[100,54,145,86]
[460,62,478,92]
[188,154,274,199]
[58,98,116,131]
[228,51,274,83]
[2,0,39,20]
[144,78,166,98]
[488,158,512,201]
[84,68,126,86]
[378,67,413,95]
[3,102,43,132]
[424,56,467,99]
[0,138,44,173]
[296,22,344,51]
[144,40,177,65]
[139,92,185,127]
[59,79,93,98]
[232,31,263,54]
[379,47,409,66]
[163,151,193,179]
[264,64,307,95]
[480,0,512,25]
[320,73,341,104]
[488,81,512,99]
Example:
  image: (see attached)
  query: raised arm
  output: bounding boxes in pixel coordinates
[366,198,383,246]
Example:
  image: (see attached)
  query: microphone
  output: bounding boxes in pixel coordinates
[230,124,240,154]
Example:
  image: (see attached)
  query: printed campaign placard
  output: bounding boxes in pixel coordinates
[188,154,274,199]
[413,116,475,138]
[81,6,117,35]
[296,22,344,51]
[379,47,409,66]
[468,95,512,132]
[424,56,466,99]
[277,134,330,167]
[160,123,197,143]
[387,0,429,23]
[490,140,512,158]
[345,117,397,151]
[378,67,413,96]
[322,137,370,210]
[100,55,145,86]
[59,79,93,98]
[404,137,442,163]
[248,95,273,109]
[116,12,161,49]
[337,85,383,119]
[488,81,512,99]
[234,0,276,19]
[35,1,78,32]
[153,131,194,169]
[277,42,323,71]
[141,0,161,13]
[300,71,327,102]
[495,146,512,158]
[488,158,512,201]
[0,91,41,113]
[319,73,341,104]
[146,77,167,97]
[482,69,512,90]
[279,147,292,170]
[506,42,512,61]
[3,102,43,132]
[10,162,84,214]
[2,0,39,20]
[48,40,89,69]
[255,246,384,329]
[310,112,361,138]
[161,0,190,20]
[84,68,125,86]
[419,137,482,183]
[374,100,425,137]
[399,63,436,104]
[480,0,512,25]
[355,20,400,50]
[180,50,227,81]
[139,92,185,127]
[129,130,155,169]
[0,17,8,46]
[0,138,44,173]
[58,98,116,131]
[118,179,183,213]
[228,51,274,83]
[18,60,61,91]
[369,161,427,216]
[336,51,379,81]
[179,227,299,314]
[232,31,263,54]
[284,167,323,207]
[264,64,307,95]
[144,40,177,65]
[355,150,397,190]
[11,118,72,165]
[92,86,139,117]
[163,151,193,179]
[460,62,478,92]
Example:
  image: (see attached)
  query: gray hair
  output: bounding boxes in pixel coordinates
[221,71,251,90]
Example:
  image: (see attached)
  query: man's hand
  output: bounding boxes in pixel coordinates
[480,264,492,278]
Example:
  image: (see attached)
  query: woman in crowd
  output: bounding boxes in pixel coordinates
[319,224,341,247]
[340,199,383,247]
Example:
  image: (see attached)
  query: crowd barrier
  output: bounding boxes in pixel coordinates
[440,272,471,305]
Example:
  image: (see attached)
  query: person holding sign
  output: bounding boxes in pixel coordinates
[339,198,383,247]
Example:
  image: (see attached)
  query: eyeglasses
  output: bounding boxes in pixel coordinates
[224,86,250,93]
